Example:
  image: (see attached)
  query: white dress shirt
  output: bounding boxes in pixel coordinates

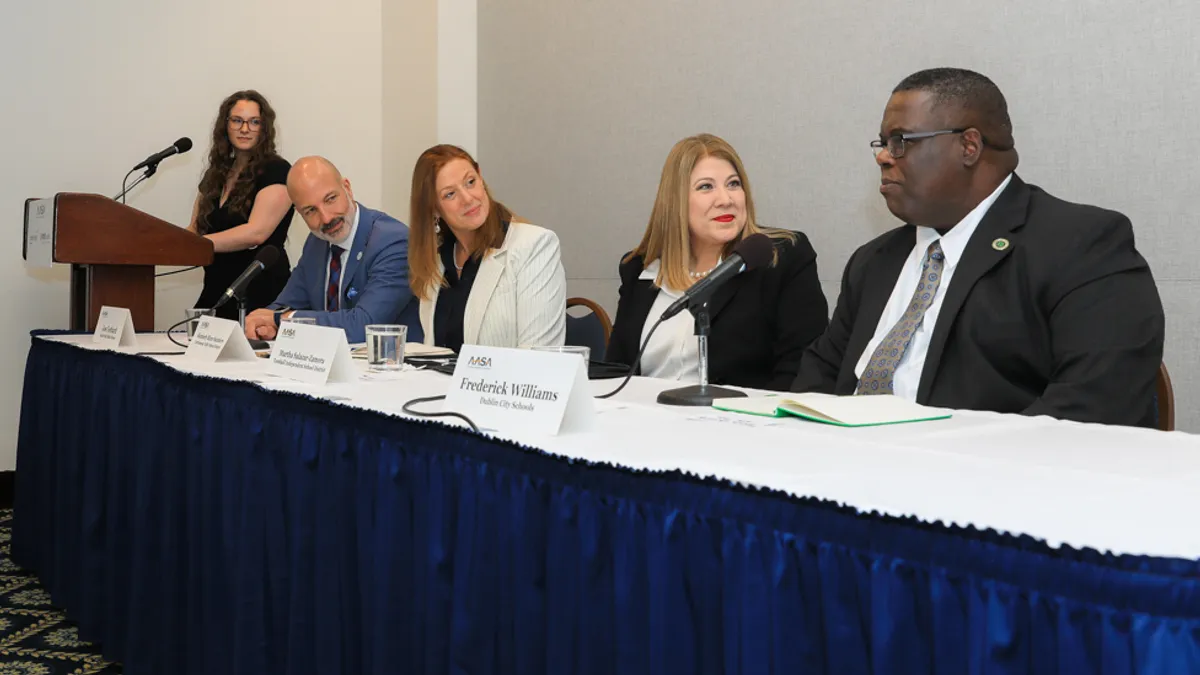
[638,260,701,382]
[323,203,361,311]
[854,173,1013,400]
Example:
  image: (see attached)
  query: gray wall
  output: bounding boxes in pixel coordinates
[478,0,1199,430]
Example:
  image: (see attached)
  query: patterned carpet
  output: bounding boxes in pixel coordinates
[0,510,121,674]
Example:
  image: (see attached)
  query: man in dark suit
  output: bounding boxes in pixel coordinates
[242,156,422,343]
[791,67,1164,427]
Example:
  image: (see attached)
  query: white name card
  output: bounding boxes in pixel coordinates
[184,316,257,363]
[93,306,137,348]
[24,198,54,268]
[444,345,593,436]
[267,322,356,385]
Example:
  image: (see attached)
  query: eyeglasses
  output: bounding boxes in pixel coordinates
[870,128,966,159]
[227,116,263,130]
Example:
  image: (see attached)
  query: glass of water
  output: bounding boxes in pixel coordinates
[365,324,407,371]
[184,308,213,339]
[530,345,590,362]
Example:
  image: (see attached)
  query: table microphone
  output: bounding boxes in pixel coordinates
[660,233,776,320]
[212,246,280,310]
[598,233,776,401]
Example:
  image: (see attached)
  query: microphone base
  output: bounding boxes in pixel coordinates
[656,384,747,407]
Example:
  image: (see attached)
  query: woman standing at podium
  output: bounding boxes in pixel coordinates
[188,89,294,321]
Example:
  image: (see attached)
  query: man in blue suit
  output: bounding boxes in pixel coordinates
[243,156,422,343]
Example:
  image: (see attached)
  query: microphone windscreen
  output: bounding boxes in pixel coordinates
[174,137,194,153]
[733,233,775,271]
[255,245,281,269]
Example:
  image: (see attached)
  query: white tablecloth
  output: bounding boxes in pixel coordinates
[41,333,1200,560]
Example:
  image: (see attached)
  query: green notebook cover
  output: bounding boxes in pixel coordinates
[712,394,952,427]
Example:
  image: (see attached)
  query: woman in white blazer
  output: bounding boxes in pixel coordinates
[408,144,566,350]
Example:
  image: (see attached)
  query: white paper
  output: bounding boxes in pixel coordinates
[24,198,54,268]
[444,345,593,436]
[267,323,356,385]
[93,306,137,348]
[781,392,948,425]
[184,317,257,363]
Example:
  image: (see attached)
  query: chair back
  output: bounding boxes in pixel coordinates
[1156,362,1175,431]
[565,297,613,360]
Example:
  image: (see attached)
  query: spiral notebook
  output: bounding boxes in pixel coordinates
[712,392,951,427]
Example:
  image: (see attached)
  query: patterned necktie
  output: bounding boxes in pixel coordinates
[326,245,344,312]
[856,240,946,395]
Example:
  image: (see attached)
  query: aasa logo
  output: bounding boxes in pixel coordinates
[199,320,210,330]
[467,355,492,369]
[280,327,296,339]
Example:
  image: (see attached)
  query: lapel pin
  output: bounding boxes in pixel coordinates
[356,251,363,261]
[992,238,1010,251]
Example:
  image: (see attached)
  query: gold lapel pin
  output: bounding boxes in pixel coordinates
[992,238,1010,251]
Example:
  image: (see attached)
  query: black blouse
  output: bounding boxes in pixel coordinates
[194,156,294,320]
[433,234,480,353]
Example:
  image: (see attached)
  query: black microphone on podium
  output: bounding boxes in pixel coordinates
[114,137,194,203]
[597,233,776,405]
[212,246,281,311]
[132,137,193,172]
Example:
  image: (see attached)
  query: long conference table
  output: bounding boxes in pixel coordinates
[13,330,1200,675]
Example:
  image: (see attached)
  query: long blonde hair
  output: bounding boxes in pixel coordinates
[408,144,515,300]
[625,133,794,292]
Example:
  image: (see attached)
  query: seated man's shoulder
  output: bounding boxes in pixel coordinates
[1024,183,1132,244]
[360,206,411,244]
[844,225,913,272]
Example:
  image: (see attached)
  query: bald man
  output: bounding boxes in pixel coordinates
[243,156,421,343]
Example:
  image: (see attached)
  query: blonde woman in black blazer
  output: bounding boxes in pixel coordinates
[607,133,829,391]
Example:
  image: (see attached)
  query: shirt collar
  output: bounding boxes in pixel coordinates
[638,259,687,299]
[638,259,660,281]
[915,172,1013,266]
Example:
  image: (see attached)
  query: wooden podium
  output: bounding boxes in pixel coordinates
[23,193,214,331]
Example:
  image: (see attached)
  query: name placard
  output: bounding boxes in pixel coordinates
[24,198,53,268]
[444,345,593,436]
[184,316,257,363]
[93,306,137,348]
[267,323,357,385]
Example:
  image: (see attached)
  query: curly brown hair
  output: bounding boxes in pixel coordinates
[195,90,280,234]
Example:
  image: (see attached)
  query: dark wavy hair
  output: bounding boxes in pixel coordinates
[195,89,280,234]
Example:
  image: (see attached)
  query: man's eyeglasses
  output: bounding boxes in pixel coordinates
[870,129,966,159]
[227,116,263,130]
[871,128,1011,159]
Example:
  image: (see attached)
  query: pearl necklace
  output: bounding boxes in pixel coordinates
[690,257,722,279]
